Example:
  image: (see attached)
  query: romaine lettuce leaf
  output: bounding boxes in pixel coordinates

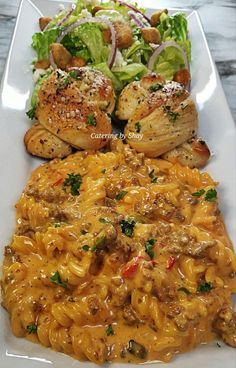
[153,46,186,80]
[74,0,86,14]
[158,13,188,41]
[66,23,109,64]
[30,71,51,109]
[31,28,60,60]
[112,63,147,82]
[61,34,90,60]
[157,12,191,61]
[94,62,122,91]
[152,12,191,79]
[95,9,125,22]
[94,62,147,92]
[123,39,152,64]
[92,1,130,18]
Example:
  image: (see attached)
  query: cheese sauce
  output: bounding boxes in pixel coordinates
[2,141,236,364]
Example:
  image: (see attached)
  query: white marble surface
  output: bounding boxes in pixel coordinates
[0,0,235,121]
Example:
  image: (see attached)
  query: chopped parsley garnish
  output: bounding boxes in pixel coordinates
[68,70,78,79]
[54,223,61,228]
[86,114,97,126]
[80,229,88,235]
[216,342,221,348]
[120,219,136,237]
[26,323,37,334]
[63,76,72,87]
[26,106,36,120]
[91,245,97,252]
[57,75,73,90]
[63,173,82,196]
[94,235,107,248]
[82,245,90,251]
[50,271,67,288]
[149,83,163,92]
[205,188,217,202]
[163,105,180,122]
[177,287,191,295]
[145,239,156,259]
[197,282,213,293]
[149,169,158,183]
[133,27,141,38]
[135,122,141,133]
[192,189,205,197]
[106,324,114,336]
[175,90,183,97]
[99,217,112,224]
[192,188,217,202]
[115,191,128,200]
[101,169,106,174]
[56,70,80,91]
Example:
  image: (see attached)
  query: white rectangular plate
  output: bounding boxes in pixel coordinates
[0,1,235,367]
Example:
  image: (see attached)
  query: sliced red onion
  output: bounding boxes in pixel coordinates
[49,50,57,69]
[57,3,76,27]
[112,0,150,23]
[186,80,191,92]
[43,4,76,32]
[128,10,145,28]
[50,17,117,69]
[147,40,189,71]
[43,20,52,32]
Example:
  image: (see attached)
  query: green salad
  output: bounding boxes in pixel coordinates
[29,0,191,110]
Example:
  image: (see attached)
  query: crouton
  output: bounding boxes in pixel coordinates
[113,21,133,49]
[173,69,191,87]
[141,27,161,44]
[50,43,72,70]
[39,17,52,31]
[34,59,50,70]
[67,57,86,69]
[102,28,112,44]
[150,9,168,27]
[92,5,113,15]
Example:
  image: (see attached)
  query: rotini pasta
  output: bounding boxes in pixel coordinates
[1,141,236,364]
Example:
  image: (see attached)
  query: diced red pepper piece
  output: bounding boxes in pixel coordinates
[121,256,143,278]
[52,177,63,186]
[166,256,176,270]
[160,242,167,248]
[151,260,158,266]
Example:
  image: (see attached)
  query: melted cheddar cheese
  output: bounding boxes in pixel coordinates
[2,140,236,364]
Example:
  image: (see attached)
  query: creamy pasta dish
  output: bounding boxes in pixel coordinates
[2,141,236,364]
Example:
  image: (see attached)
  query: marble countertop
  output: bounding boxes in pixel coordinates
[0,0,235,121]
